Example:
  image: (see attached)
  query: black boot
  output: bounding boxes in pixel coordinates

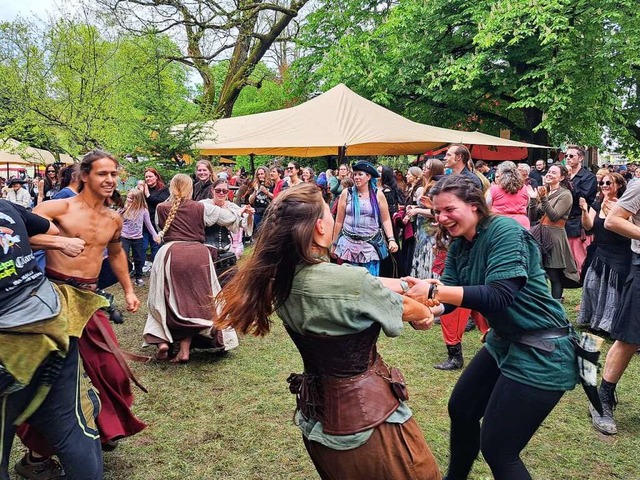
[464,316,476,332]
[589,381,618,435]
[434,343,463,370]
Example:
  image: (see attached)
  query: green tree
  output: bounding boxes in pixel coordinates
[0,18,202,159]
[290,0,640,152]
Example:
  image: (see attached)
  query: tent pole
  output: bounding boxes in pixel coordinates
[337,145,347,166]
[249,154,255,175]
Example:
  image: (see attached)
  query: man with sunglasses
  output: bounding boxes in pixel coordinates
[564,146,597,272]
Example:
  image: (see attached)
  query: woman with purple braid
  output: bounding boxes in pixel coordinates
[331,161,398,276]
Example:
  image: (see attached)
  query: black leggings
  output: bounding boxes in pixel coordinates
[545,267,564,299]
[446,347,564,480]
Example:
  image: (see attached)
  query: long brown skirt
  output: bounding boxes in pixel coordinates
[303,417,441,480]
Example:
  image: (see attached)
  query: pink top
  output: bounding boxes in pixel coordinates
[489,184,530,229]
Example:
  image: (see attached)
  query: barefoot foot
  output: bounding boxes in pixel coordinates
[155,343,169,361]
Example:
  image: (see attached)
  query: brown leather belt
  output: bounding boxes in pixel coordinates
[541,216,566,227]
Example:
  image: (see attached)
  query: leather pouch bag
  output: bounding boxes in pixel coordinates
[390,367,409,401]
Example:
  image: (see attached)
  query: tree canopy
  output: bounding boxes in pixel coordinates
[0,16,202,160]
[290,0,640,153]
[94,0,309,118]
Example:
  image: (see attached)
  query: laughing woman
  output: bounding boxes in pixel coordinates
[215,183,441,480]
[405,174,577,480]
[331,161,398,276]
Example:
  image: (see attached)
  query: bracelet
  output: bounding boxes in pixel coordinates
[400,279,410,293]
[428,283,439,300]
[388,237,396,243]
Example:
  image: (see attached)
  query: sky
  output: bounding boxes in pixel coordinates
[0,0,71,22]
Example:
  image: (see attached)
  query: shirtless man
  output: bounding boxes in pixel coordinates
[23,150,146,465]
[0,200,103,480]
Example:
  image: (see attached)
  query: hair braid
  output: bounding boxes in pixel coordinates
[158,197,182,242]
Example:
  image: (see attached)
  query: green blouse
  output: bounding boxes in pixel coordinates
[276,261,410,450]
[441,215,578,391]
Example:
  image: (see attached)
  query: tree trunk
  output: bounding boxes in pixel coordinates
[522,107,551,163]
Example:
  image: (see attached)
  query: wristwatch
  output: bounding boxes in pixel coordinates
[400,279,410,294]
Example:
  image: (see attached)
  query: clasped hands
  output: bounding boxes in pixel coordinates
[402,276,443,330]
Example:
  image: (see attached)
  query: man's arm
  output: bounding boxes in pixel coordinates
[30,234,86,257]
[604,204,640,240]
[107,217,140,312]
[33,197,70,220]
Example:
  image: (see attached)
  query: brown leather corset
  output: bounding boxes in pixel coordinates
[285,323,402,435]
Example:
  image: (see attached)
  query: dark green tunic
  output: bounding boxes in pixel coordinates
[441,215,578,391]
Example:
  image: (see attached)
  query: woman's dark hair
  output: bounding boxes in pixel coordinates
[58,164,79,190]
[78,149,118,192]
[271,166,284,178]
[144,167,165,189]
[548,163,572,191]
[215,183,325,336]
[43,165,60,190]
[599,172,627,203]
[380,166,405,207]
[429,174,492,249]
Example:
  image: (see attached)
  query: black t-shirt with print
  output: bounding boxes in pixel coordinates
[0,200,50,305]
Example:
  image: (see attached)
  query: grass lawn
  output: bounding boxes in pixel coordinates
[11,286,640,479]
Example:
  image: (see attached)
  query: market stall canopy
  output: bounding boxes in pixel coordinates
[1,139,75,165]
[0,150,32,165]
[189,84,548,157]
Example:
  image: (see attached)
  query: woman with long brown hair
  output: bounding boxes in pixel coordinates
[215,183,441,480]
[248,166,272,232]
[527,163,580,300]
[143,174,239,363]
[139,167,169,261]
[405,174,578,480]
[37,165,60,203]
[409,159,444,279]
[577,172,630,333]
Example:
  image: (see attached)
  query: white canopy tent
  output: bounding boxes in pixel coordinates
[1,139,75,166]
[190,84,548,157]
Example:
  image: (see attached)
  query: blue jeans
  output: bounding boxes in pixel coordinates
[142,225,160,261]
[0,338,102,479]
[121,237,144,279]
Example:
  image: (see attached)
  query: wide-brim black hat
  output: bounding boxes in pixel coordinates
[8,177,26,186]
[352,160,379,178]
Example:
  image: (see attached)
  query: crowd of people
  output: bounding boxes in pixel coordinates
[2,146,640,480]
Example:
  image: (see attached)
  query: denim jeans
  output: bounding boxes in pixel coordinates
[142,225,161,262]
[121,237,144,279]
[0,338,102,480]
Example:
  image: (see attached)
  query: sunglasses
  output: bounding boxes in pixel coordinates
[214,188,229,194]
[286,166,295,170]
[46,170,56,173]
[566,154,577,158]
[598,181,612,186]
